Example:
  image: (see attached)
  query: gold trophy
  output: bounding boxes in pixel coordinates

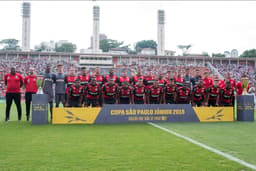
[241,76,249,95]
[36,76,44,94]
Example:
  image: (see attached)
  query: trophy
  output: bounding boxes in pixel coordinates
[36,76,44,94]
[241,76,249,95]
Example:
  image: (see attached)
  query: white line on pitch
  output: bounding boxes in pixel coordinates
[148,122,256,171]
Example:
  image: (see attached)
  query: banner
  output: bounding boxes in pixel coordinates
[237,96,254,121]
[52,104,234,124]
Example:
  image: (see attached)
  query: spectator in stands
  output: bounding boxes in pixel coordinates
[4,67,23,122]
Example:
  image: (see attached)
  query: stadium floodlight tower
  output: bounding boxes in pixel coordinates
[157,10,165,56]
[92,6,100,53]
[21,2,31,51]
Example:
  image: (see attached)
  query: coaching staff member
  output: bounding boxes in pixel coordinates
[4,67,23,122]
[24,67,38,121]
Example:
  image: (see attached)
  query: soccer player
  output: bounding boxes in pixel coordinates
[24,67,37,121]
[55,63,66,107]
[219,81,235,106]
[102,78,119,104]
[144,70,155,90]
[147,79,163,104]
[202,71,213,89]
[65,67,77,89]
[92,67,104,106]
[132,78,146,104]
[192,80,207,107]
[78,67,91,105]
[104,68,118,84]
[4,67,23,122]
[224,72,236,89]
[118,69,131,86]
[174,70,184,87]
[183,68,193,89]
[42,64,56,119]
[191,69,201,87]
[207,78,221,107]
[118,81,132,104]
[84,77,101,107]
[78,67,91,87]
[176,82,191,104]
[66,79,84,107]
[92,67,104,86]
[132,68,144,85]
[158,73,166,88]
[163,78,177,104]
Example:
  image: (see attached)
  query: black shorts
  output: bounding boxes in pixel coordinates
[104,98,116,104]
[208,99,217,107]
[149,100,160,104]
[87,99,99,107]
[194,100,203,107]
[120,98,130,104]
[68,100,80,107]
[134,100,144,104]
[165,98,175,104]
[176,100,189,104]
[55,94,66,104]
[220,101,232,107]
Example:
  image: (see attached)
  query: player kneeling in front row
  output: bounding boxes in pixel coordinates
[118,81,132,104]
[207,78,221,106]
[66,79,84,107]
[102,78,119,104]
[176,82,191,104]
[147,79,163,104]
[192,80,207,107]
[84,77,101,107]
[132,78,146,104]
[219,81,235,106]
[163,78,177,104]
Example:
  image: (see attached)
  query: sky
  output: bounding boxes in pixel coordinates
[0,1,256,55]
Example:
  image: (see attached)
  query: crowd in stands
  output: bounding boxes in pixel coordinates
[0,56,255,100]
[214,64,256,87]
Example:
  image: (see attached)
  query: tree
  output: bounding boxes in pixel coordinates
[55,42,77,53]
[99,39,129,52]
[0,39,21,51]
[135,40,157,54]
[202,52,209,57]
[212,53,225,57]
[34,42,48,52]
[240,49,256,58]
[177,44,192,56]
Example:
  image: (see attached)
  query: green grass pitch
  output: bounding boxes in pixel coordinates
[0,102,255,171]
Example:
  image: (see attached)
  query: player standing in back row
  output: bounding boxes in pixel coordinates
[42,64,56,119]
[55,63,66,107]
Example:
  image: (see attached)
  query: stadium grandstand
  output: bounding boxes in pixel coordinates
[0,51,255,100]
